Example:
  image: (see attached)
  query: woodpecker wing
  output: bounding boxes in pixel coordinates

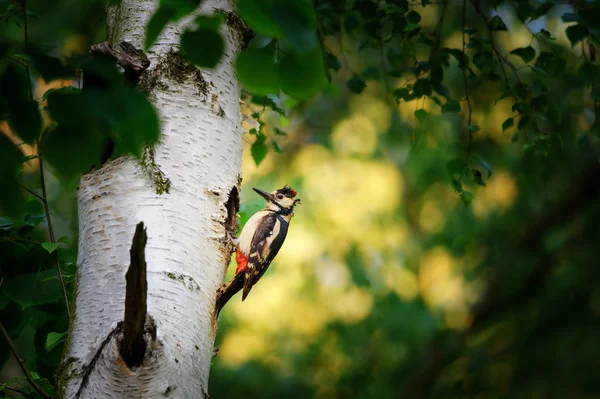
[242,212,289,300]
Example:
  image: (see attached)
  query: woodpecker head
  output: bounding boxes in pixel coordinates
[253,186,300,214]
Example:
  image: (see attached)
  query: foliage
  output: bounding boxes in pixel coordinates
[1,0,600,398]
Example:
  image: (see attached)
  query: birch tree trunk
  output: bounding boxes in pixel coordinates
[57,1,242,397]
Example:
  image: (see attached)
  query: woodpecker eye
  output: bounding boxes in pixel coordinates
[276,194,284,200]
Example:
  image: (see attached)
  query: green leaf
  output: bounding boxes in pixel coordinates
[449,49,469,70]
[272,141,283,154]
[472,169,486,186]
[413,78,432,97]
[45,332,66,352]
[460,191,473,205]
[346,76,367,93]
[479,158,493,178]
[44,124,105,179]
[277,50,327,100]
[442,100,461,113]
[0,64,42,144]
[146,8,175,49]
[101,88,161,157]
[535,52,566,76]
[274,127,287,136]
[414,109,428,123]
[502,117,514,131]
[403,23,421,37]
[406,10,421,24]
[468,124,480,132]
[272,3,318,53]
[237,0,280,37]
[561,12,581,23]
[489,16,508,31]
[145,0,203,49]
[473,51,493,71]
[29,51,76,81]
[510,46,536,63]
[392,88,411,103]
[1,269,64,308]
[251,139,268,166]
[181,27,224,68]
[566,24,589,47]
[539,29,554,39]
[41,242,59,253]
[57,236,71,245]
[236,41,279,95]
[9,99,42,144]
[0,135,24,214]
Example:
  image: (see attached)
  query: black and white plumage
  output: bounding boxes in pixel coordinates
[215,186,300,317]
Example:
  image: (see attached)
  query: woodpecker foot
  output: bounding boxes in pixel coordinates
[213,347,219,357]
[228,231,239,247]
[218,231,238,251]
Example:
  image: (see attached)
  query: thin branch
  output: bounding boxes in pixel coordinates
[471,0,522,88]
[581,39,599,122]
[379,36,390,103]
[38,155,71,318]
[17,0,70,317]
[19,0,33,100]
[3,385,35,399]
[462,0,473,161]
[19,184,44,201]
[8,55,27,67]
[0,321,53,399]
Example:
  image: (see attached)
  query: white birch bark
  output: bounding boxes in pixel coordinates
[58,0,242,397]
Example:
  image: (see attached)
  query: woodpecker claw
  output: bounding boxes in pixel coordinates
[228,231,239,247]
[218,231,239,251]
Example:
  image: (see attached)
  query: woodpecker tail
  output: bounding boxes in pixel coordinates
[215,272,244,318]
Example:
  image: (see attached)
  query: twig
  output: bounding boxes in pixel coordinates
[18,0,70,317]
[8,55,27,67]
[19,184,44,201]
[471,0,522,88]
[19,0,33,100]
[379,36,390,103]
[3,385,35,399]
[0,321,53,399]
[462,0,473,160]
[581,40,599,122]
[38,155,71,318]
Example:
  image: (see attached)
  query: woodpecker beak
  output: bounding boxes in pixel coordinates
[253,188,274,202]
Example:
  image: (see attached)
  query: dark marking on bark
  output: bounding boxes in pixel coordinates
[120,222,148,369]
[225,185,240,236]
[74,324,123,399]
[139,50,209,98]
[163,385,174,396]
[211,93,225,117]
[215,9,254,50]
[140,146,171,194]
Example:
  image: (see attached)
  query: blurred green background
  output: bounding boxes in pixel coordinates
[2,0,600,398]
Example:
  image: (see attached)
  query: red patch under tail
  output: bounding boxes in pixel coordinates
[235,251,248,274]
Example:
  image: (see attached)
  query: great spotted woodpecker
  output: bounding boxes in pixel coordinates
[215,186,300,317]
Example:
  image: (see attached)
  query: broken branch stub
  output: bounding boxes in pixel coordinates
[120,221,148,368]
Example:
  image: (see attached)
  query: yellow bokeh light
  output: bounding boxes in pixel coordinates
[472,170,518,219]
[331,115,378,156]
[348,95,391,132]
[418,246,482,330]
[384,263,419,300]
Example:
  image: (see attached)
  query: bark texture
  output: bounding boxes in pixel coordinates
[58,1,242,397]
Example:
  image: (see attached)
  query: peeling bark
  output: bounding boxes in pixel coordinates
[58,0,242,397]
